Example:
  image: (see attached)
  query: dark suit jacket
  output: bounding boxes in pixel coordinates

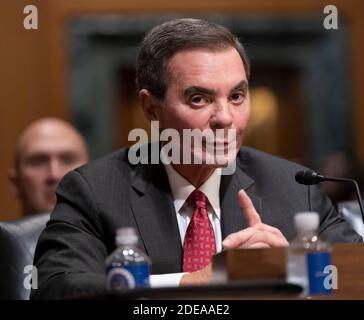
[31,147,361,299]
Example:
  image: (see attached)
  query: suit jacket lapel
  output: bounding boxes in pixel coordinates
[220,157,262,239]
[130,162,183,273]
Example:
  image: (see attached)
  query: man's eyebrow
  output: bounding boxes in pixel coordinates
[183,86,214,97]
[183,80,249,98]
[229,80,249,94]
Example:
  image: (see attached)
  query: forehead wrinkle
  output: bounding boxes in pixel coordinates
[167,49,227,85]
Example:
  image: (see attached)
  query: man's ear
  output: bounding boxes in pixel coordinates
[8,168,20,197]
[138,89,162,121]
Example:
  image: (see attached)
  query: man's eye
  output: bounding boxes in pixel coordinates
[190,95,208,106]
[26,156,48,167]
[230,92,245,104]
[60,154,78,166]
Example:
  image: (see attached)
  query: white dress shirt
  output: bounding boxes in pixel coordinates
[150,161,222,288]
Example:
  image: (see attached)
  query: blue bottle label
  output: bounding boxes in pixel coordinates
[307,251,332,295]
[106,264,150,290]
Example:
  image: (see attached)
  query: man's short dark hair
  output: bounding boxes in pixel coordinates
[136,18,250,101]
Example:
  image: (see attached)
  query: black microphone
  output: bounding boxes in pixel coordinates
[295,170,325,185]
[295,170,364,224]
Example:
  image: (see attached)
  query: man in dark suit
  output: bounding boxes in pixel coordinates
[31,18,361,299]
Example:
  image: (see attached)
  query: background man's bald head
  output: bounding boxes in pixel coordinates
[9,118,89,216]
[15,118,88,169]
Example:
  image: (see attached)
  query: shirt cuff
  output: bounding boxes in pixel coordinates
[150,272,188,288]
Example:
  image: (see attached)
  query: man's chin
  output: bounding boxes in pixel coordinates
[42,203,56,212]
[41,196,57,212]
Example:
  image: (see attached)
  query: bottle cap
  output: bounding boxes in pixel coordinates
[116,227,139,246]
[294,212,320,234]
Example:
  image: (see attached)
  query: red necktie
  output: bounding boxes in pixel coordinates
[183,190,216,272]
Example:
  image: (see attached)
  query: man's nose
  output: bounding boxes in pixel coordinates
[210,101,233,129]
[47,159,64,183]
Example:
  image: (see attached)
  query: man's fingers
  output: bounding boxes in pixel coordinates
[255,223,285,238]
[180,263,212,286]
[243,231,289,248]
[242,242,270,249]
[238,189,262,226]
[224,191,289,250]
[222,228,256,249]
[223,227,289,249]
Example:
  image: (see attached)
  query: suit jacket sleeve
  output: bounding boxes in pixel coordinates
[310,183,362,243]
[30,170,108,300]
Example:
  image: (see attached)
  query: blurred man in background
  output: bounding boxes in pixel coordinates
[8,118,89,216]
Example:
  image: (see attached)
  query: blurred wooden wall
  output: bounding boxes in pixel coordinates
[1,0,364,220]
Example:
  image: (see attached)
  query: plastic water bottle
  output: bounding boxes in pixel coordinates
[286,212,333,296]
[105,227,151,290]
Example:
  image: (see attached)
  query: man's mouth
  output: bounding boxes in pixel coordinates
[205,139,236,149]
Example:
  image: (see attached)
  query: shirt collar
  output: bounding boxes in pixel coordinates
[163,159,221,218]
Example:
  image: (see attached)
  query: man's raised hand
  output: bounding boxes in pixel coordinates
[222,189,289,249]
